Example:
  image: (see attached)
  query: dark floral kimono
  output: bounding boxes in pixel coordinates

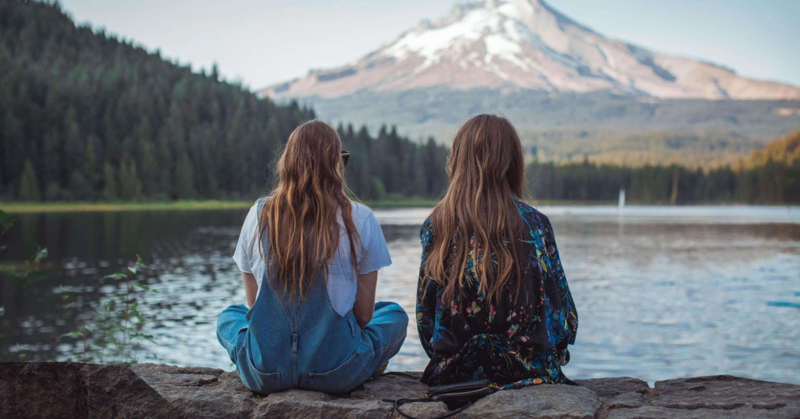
[416,199,578,389]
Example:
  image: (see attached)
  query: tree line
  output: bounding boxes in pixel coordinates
[1,0,449,202]
[527,130,800,204]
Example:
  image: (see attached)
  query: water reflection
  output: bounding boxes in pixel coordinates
[0,206,798,385]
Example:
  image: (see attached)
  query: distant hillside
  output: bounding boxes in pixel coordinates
[745,130,800,167]
[0,1,448,202]
[297,88,800,167]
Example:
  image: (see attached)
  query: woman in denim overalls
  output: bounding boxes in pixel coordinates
[217,120,408,394]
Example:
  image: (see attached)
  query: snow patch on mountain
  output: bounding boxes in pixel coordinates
[261,0,800,101]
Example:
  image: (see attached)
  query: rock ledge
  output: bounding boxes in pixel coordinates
[0,363,798,418]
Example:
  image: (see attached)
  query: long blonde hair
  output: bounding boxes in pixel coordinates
[259,120,359,299]
[423,114,526,305]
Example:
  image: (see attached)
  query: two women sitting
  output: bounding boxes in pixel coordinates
[216,114,578,395]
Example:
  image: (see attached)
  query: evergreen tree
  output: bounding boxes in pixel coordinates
[41,129,60,186]
[102,161,117,201]
[69,172,93,201]
[18,159,40,201]
[62,106,84,178]
[157,140,173,199]
[137,139,157,196]
[174,153,196,200]
[84,135,99,187]
[372,177,387,200]
[119,160,142,201]
[2,110,23,185]
[44,182,61,201]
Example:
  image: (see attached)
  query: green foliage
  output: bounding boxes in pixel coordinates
[0,209,16,257]
[60,255,159,364]
[0,209,16,235]
[18,160,40,201]
[0,244,48,286]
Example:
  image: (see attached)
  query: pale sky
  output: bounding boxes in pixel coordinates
[59,0,800,90]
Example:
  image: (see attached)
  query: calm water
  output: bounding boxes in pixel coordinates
[1,206,799,384]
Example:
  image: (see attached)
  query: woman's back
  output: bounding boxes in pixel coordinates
[234,200,391,317]
[233,198,394,393]
[217,120,407,395]
[415,114,578,389]
[417,199,578,388]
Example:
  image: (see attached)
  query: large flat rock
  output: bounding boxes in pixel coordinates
[1,363,798,418]
[0,363,180,418]
[605,375,800,419]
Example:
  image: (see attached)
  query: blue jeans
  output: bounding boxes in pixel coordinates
[217,299,407,394]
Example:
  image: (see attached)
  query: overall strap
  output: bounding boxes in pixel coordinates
[255,197,267,219]
[254,197,270,297]
[253,196,316,328]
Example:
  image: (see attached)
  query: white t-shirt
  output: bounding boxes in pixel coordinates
[233,201,392,316]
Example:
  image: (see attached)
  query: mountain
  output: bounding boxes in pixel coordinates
[258,0,800,166]
[262,0,800,101]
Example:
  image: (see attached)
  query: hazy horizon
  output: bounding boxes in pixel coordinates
[56,0,800,90]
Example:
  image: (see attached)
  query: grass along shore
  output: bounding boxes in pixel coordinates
[0,198,444,213]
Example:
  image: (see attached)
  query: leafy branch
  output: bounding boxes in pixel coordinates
[60,255,159,364]
[1,208,159,364]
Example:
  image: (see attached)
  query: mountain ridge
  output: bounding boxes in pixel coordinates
[261,0,800,101]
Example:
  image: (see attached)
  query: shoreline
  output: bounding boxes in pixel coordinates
[0,199,794,214]
[0,199,444,213]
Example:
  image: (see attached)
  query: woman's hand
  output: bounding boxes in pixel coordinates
[242,272,258,308]
[353,270,378,327]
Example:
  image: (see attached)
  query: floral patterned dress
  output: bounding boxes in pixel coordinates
[416,199,578,389]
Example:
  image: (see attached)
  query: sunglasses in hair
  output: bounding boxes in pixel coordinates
[341,150,350,167]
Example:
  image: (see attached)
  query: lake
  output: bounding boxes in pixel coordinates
[1,205,799,385]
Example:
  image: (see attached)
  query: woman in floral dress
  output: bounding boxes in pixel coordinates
[416,114,578,389]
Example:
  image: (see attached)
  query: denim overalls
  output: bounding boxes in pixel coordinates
[217,199,408,394]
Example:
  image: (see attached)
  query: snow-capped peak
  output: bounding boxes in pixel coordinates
[261,0,800,100]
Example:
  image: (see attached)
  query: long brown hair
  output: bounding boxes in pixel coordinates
[259,120,360,299]
[423,114,526,305]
